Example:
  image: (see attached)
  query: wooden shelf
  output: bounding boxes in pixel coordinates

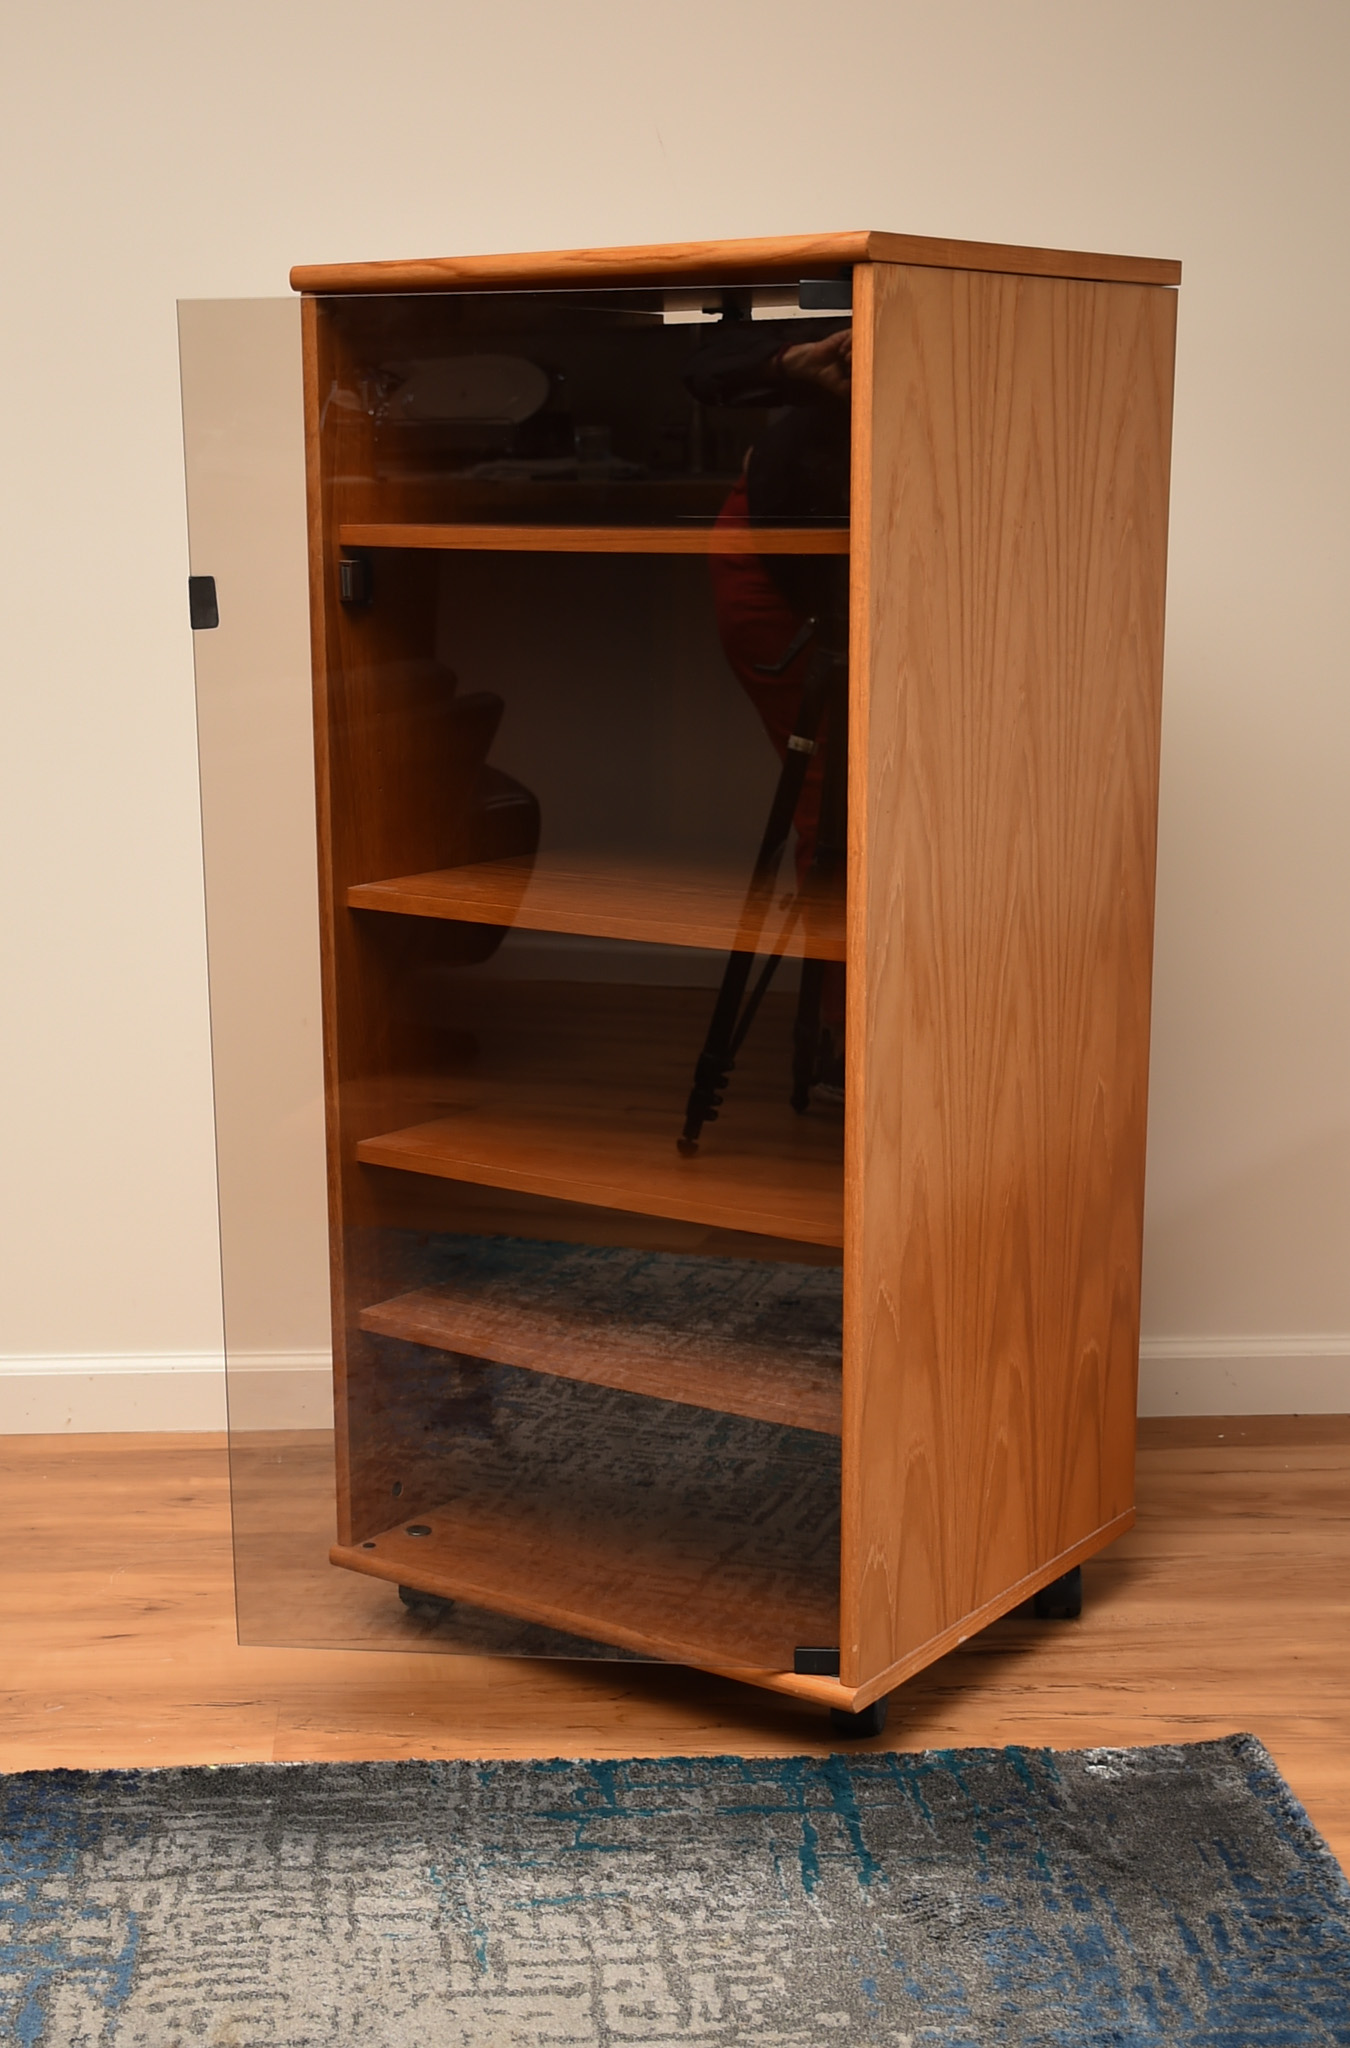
[360,1240,843,1435]
[357,1091,843,1247]
[347,853,846,961]
[338,521,849,555]
[332,1490,839,1674]
[354,982,844,1246]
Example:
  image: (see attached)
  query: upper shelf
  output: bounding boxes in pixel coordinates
[338,522,849,555]
[347,853,847,961]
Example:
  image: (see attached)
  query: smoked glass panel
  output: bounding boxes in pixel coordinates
[184,280,851,1671]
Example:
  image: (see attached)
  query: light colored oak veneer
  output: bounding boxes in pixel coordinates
[841,259,1176,1694]
[294,231,1180,1715]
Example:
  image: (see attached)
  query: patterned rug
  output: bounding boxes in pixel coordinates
[4,1737,1349,2045]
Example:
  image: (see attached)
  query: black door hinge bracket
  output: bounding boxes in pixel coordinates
[793,1646,841,1677]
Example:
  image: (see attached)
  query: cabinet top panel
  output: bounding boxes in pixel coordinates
[290,230,1181,296]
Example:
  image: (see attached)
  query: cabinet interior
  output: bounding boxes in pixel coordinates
[311,283,852,1674]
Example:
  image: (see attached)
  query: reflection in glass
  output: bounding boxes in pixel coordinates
[195,282,853,1664]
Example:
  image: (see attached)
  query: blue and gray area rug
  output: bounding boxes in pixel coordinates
[4,1735,1348,2045]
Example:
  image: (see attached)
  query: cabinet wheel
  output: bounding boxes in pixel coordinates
[1032,1565,1083,1620]
[398,1584,453,1621]
[829,1693,889,1739]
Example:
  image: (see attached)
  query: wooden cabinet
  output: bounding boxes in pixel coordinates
[293,230,1178,1720]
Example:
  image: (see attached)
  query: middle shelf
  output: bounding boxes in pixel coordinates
[356,1093,843,1245]
[351,983,845,1245]
[347,852,846,959]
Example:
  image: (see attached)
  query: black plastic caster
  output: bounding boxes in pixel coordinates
[830,1694,889,1739]
[398,1584,453,1621]
[1033,1565,1082,1620]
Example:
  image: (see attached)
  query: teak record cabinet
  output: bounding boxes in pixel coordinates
[294,230,1179,1723]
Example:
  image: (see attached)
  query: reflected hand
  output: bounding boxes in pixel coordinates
[777,328,852,400]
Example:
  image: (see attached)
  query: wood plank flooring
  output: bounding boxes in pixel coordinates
[2,1419,1346,1873]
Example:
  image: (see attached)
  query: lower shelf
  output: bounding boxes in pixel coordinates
[333,1493,839,1675]
[332,1356,841,1673]
[359,1238,843,1435]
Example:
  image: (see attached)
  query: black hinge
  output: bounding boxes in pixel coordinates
[793,1646,841,1677]
[798,277,852,312]
[188,575,219,630]
[339,554,373,606]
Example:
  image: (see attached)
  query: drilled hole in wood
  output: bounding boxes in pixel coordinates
[391,1481,403,1497]
[405,1524,432,1537]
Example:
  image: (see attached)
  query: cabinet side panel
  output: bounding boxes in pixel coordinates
[842,263,1176,1685]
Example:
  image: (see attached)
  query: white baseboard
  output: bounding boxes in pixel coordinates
[0,1352,332,1432]
[1136,1336,1350,1415]
[1,1339,1346,1433]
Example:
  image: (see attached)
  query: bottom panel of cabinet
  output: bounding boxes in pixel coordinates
[331,1381,840,1677]
[332,1515,837,1675]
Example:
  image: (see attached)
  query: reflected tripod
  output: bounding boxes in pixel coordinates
[677,614,848,1155]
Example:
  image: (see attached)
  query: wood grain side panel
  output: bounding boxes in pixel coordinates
[841,263,1177,1688]
[842,1510,1137,1711]
[290,231,1179,296]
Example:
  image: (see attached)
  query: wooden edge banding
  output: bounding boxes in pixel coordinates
[291,229,1180,296]
[292,232,874,294]
[298,295,356,1547]
[702,1666,860,1711]
[865,232,1180,288]
[843,1510,1137,1707]
[839,259,874,1644]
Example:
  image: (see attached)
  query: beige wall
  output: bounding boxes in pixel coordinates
[1,0,1347,1418]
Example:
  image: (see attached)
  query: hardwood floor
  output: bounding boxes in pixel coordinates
[2,1419,1346,1871]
